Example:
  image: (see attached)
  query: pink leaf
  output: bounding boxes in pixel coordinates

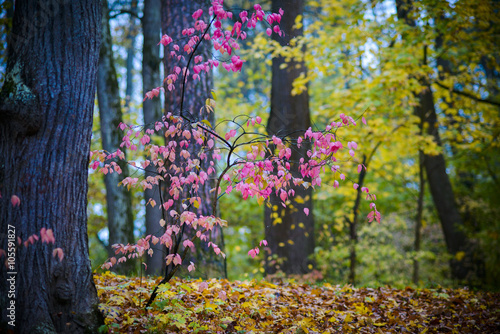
[304,208,309,216]
[11,195,20,207]
[198,281,208,292]
[52,248,64,261]
[218,290,227,301]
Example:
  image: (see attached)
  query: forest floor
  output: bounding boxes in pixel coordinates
[94,272,500,333]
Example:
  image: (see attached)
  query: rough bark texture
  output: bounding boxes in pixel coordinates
[161,0,224,278]
[143,0,164,276]
[396,0,473,281]
[97,0,135,274]
[264,0,314,275]
[0,0,103,333]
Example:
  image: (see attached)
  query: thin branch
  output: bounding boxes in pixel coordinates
[434,81,500,107]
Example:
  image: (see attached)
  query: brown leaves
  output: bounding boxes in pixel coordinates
[95,272,500,333]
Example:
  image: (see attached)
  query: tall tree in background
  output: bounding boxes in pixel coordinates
[264,0,314,275]
[0,0,102,332]
[395,0,475,281]
[97,0,135,274]
[143,0,164,275]
[161,0,225,278]
[125,0,138,109]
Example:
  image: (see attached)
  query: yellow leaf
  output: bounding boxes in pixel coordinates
[295,195,305,204]
[455,251,466,261]
[200,119,212,128]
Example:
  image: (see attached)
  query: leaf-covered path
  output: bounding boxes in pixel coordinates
[95,272,500,333]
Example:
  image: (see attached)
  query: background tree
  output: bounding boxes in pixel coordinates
[0,0,102,332]
[264,0,314,275]
[97,0,136,274]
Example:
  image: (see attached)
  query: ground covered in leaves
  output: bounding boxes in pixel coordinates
[95,272,500,333]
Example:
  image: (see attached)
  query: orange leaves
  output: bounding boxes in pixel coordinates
[95,272,500,333]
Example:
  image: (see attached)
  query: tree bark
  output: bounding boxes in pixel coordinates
[264,0,314,275]
[97,0,135,274]
[161,0,224,278]
[124,0,138,109]
[143,0,164,276]
[0,0,103,333]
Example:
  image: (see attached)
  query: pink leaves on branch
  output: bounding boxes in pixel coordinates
[91,0,381,271]
[145,0,284,99]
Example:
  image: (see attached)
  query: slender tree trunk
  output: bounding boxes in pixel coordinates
[413,150,425,285]
[264,0,314,275]
[347,155,367,285]
[161,0,224,278]
[143,0,164,276]
[0,1,102,332]
[396,0,473,281]
[97,0,135,274]
[125,0,138,109]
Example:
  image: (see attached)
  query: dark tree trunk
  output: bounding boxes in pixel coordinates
[264,0,314,275]
[413,150,425,285]
[0,0,103,333]
[124,0,138,109]
[416,87,472,280]
[143,0,164,276]
[396,0,474,281]
[97,0,135,274]
[161,0,225,278]
[347,155,367,285]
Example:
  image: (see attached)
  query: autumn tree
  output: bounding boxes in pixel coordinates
[0,0,102,332]
[97,0,135,274]
[160,0,225,278]
[264,0,314,275]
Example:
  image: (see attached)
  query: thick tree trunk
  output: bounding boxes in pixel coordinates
[97,0,135,274]
[143,0,164,276]
[264,0,314,275]
[0,1,102,333]
[161,0,224,278]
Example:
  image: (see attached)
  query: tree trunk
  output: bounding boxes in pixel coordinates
[413,150,425,285]
[125,0,138,109]
[264,0,314,275]
[97,0,135,274]
[0,1,103,333]
[396,0,473,281]
[347,155,367,285]
[161,0,225,278]
[143,0,164,276]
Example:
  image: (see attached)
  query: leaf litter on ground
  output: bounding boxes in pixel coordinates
[94,272,500,333]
